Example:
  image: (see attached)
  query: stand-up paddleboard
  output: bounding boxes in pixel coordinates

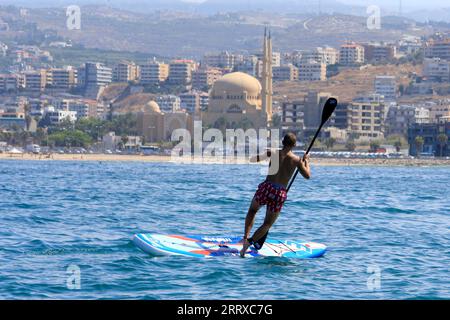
[133,233,326,258]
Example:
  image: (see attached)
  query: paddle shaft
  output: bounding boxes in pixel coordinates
[286,121,325,193]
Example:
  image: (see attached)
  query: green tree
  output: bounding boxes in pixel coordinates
[48,130,92,148]
[437,134,448,157]
[108,113,138,136]
[415,136,424,157]
[75,117,108,141]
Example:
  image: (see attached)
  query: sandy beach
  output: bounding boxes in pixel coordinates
[1,152,450,166]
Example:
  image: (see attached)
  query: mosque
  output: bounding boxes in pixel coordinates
[137,29,273,143]
[202,29,273,130]
[137,100,192,143]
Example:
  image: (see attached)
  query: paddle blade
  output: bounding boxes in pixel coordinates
[321,97,338,124]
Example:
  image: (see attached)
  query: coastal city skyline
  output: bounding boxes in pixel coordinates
[1,3,450,160]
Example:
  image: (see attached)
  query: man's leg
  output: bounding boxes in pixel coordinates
[249,209,280,246]
[243,198,261,240]
[240,198,261,257]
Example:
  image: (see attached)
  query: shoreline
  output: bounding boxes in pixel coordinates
[1,153,450,166]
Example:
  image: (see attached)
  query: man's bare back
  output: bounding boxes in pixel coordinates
[265,149,310,188]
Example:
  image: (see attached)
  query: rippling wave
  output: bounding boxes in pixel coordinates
[0,160,449,299]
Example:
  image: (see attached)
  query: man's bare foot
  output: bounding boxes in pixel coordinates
[240,239,251,258]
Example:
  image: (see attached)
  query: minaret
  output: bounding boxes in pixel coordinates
[261,28,273,126]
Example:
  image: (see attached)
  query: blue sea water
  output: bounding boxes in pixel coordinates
[0,159,449,300]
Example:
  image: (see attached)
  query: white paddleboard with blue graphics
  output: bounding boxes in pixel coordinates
[133,234,326,258]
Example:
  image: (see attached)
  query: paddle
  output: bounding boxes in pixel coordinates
[286,97,338,192]
[253,97,338,250]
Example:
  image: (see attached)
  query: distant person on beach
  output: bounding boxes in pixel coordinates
[240,133,311,257]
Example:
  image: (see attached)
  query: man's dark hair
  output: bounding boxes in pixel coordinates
[282,133,297,148]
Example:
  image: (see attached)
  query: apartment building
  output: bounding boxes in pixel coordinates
[424,38,450,61]
[168,60,196,85]
[157,95,181,113]
[202,51,241,70]
[50,66,78,89]
[273,64,299,81]
[281,101,304,136]
[192,67,223,90]
[363,43,397,62]
[339,43,365,65]
[300,47,339,65]
[298,60,326,81]
[348,94,387,140]
[139,62,169,85]
[113,61,140,82]
[374,76,397,101]
[179,92,201,114]
[23,70,48,92]
[423,58,450,82]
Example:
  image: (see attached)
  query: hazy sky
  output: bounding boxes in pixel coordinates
[1,0,449,11]
[338,0,450,10]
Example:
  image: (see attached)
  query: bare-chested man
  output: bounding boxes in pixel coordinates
[240,133,311,257]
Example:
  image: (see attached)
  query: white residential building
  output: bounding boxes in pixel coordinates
[273,64,298,81]
[300,47,339,65]
[113,61,139,82]
[168,60,196,85]
[339,43,365,65]
[203,51,240,70]
[298,60,326,81]
[44,108,77,124]
[139,62,169,84]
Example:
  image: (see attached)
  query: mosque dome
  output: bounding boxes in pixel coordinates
[144,100,161,114]
[211,72,262,98]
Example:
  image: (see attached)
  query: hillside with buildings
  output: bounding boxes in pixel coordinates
[1,3,450,158]
[274,63,421,103]
[0,6,434,58]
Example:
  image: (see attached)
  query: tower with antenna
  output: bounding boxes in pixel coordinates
[261,27,273,126]
[399,0,403,17]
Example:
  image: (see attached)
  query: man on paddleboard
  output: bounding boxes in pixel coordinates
[240,133,311,257]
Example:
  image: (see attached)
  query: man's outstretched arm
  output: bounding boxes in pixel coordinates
[297,154,311,179]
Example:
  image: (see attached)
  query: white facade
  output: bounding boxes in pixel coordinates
[45,110,77,124]
[339,44,365,65]
[300,47,339,65]
[298,60,326,81]
[203,51,238,69]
